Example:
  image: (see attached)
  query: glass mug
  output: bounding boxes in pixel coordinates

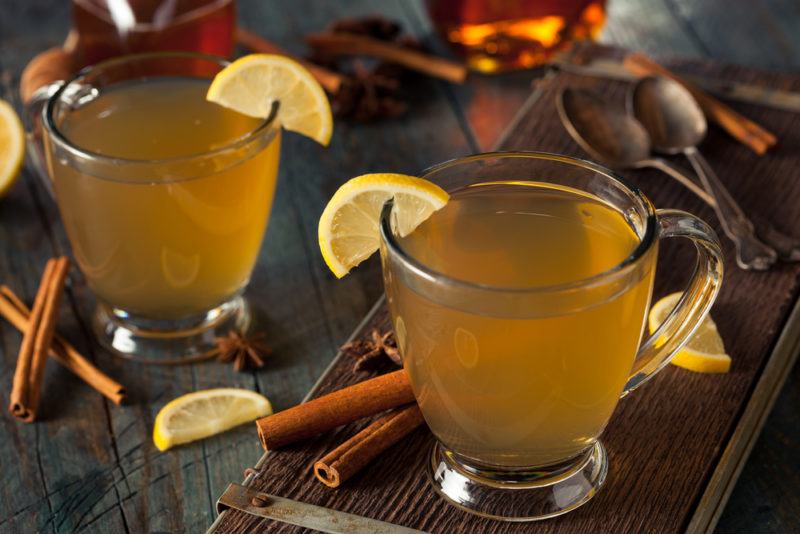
[41,53,281,361]
[379,152,723,521]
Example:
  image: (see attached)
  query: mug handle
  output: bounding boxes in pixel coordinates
[622,209,724,396]
[20,47,78,198]
[23,83,61,197]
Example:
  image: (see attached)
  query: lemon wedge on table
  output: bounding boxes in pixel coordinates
[206,54,333,146]
[153,389,272,451]
[0,99,24,198]
[318,173,449,278]
[648,292,731,373]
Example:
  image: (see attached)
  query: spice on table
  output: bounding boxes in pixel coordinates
[623,52,777,155]
[0,285,126,405]
[332,60,410,122]
[255,369,414,450]
[313,403,424,488]
[306,31,467,84]
[341,327,402,372]
[311,16,466,121]
[7,257,69,422]
[215,330,271,372]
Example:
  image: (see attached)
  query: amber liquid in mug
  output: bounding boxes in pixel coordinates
[48,78,280,320]
[387,182,655,467]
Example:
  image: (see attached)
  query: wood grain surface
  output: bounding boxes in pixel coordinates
[0,1,798,532]
[211,48,800,533]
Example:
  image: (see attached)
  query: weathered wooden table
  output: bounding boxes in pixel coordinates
[0,1,798,533]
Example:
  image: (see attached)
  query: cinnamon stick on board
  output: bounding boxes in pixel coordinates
[623,52,777,155]
[235,28,345,94]
[256,369,415,450]
[306,32,468,84]
[0,286,126,405]
[314,404,424,487]
[8,257,70,422]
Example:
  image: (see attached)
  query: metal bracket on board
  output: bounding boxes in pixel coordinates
[214,483,424,534]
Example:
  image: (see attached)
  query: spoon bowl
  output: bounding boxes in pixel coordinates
[557,88,653,168]
[557,87,715,205]
[629,76,707,153]
[630,76,778,270]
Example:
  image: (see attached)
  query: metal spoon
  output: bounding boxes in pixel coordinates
[630,76,779,271]
[557,88,715,205]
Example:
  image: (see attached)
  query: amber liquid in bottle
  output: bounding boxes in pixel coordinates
[72,0,236,66]
[426,0,607,73]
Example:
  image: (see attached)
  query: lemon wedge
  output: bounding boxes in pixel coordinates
[206,54,333,146]
[648,292,730,373]
[318,173,449,278]
[0,99,24,198]
[153,388,272,451]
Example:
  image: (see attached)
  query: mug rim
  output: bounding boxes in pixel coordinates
[42,51,279,170]
[379,151,658,294]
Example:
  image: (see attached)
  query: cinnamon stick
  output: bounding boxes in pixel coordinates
[235,28,345,94]
[8,257,69,422]
[306,32,468,84]
[313,404,424,487]
[256,369,414,450]
[623,53,777,155]
[0,286,126,405]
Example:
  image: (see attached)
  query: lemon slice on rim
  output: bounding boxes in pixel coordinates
[318,173,449,278]
[153,388,272,451]
[649,292,731,373]
[206,54,333,146]
[0,99,24,198]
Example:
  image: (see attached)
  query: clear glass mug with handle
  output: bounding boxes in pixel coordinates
[379,152,723,521]
[40,53,281,363]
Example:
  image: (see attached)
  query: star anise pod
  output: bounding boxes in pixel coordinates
[333,61,408,122]
[308,16,423,122]
[215,330,271,372]
[341,328,402,372]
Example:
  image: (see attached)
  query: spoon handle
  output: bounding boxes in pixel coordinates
[684,147,777,271]
[643,158,716,206]
[752,215,800,262]
[644,158,800,261]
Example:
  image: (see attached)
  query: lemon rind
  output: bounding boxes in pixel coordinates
[206,54,332,146]
[153,388,272,451]
[318,173,449,278]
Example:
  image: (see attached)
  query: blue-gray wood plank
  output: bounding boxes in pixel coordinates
[0,0,796,532]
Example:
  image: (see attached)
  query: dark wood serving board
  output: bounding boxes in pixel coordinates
[208,46,800,533]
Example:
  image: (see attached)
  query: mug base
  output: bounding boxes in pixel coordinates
[93,296,251,364]
[429,440,607,522]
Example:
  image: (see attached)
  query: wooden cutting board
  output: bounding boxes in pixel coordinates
[208,45,800,533]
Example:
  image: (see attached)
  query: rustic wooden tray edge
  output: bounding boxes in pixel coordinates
[688,295,800,533]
